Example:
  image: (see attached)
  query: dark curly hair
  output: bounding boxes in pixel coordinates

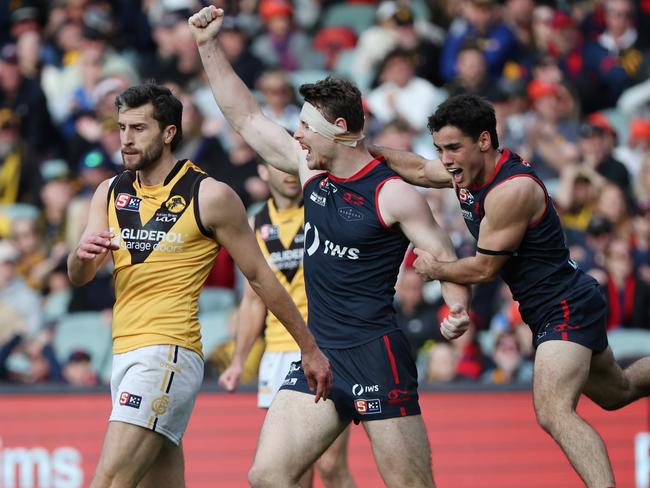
[115,83,183,151]
[427,94,499,149]
[299,77,364,133]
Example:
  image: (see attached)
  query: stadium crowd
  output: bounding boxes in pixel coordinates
[0,0,649,388]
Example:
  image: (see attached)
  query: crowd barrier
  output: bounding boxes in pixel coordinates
[0,387,648,487]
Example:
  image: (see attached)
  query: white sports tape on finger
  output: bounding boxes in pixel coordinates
[299,102,364,147]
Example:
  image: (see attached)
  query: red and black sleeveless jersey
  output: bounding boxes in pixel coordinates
[302,158,409,349]
[457,149,598,327]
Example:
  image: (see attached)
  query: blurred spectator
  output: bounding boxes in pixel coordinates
[140,9,184,83]
[395,268,443,357]
[211,132,268,208]
[579,120,631,196]
[502,0,535,49]
[615,117,650,178]
[1,328,62,384]
[440,0,519,82]
[367,48,446,133]
[581,215,614,272]
[0,43,60,155]
[215,16,265,90]
[62,349,98,386]
[635,153,650,203]
[312,26,356,71]
[425,341,459,383]
[556,165,604,235]
[251,0,324,71]
[12,216,67,292]
[76,147,116,196]
[257,69,300,132]
[482,330,533,384]
[175,92,230,177]
[594,183,633,240]
[547,9,630,113]
[598,0,649,82]
[521,80,580,181]
[445,40,495,97]
[40,7,138,126]
[0,107,37,205]
[38,159,74,250]
[600,238,650,329]
[0,240,44,339]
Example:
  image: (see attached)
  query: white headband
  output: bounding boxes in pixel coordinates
[299,102,364,148]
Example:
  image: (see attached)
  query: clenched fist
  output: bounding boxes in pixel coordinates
[188,6,225,45]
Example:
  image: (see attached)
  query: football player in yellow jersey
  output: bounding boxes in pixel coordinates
[67,83,332,488]
[219,162,356,488]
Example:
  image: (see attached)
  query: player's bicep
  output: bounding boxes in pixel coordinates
[381,181,456,260]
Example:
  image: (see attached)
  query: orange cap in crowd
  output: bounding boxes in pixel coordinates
[629,118,650,144]
[527,79,558,103]
[259,0,292,20]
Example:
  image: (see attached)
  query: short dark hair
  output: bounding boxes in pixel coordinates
[115,83,183,151]
[299,77,364,133]
[427,94,499,149]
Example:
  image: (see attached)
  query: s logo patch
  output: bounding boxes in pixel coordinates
[119,392,142,409]
[115,193,142,212]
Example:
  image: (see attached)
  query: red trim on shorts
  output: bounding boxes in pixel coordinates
[400,407,406,416]
[562,332,568,341]
[375,176,402,231]
[328,157,384,183]
[383,335,400,384]
[562,299,570,322]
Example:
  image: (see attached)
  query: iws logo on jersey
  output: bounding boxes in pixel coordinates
[338,207,364,221]
[304,222,360,259]
[458,188,474,205]
[165,195,187,213]
[115,193,142,212]
[260,224,280,241]
[354,399,381,415]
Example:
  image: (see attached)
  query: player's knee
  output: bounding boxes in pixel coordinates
[534,404,563,434]
[248,462,286,488]
[317,455,347,484]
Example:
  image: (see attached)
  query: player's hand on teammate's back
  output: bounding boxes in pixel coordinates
[75,231,119,261]
[301,348,333,402]
[440,303,471,340]
[188,6,224,45]
[218,362,243,392]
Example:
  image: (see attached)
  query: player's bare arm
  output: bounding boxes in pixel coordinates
[188,6,308,178]
[218,280,267,392]
[198,177,332,401]
[67,179,119,286]
[413,177,545,284]
[369,145,452,188]
[379,179,471,339]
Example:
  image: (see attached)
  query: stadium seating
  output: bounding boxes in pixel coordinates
[320,4,377,35]
[199,309,232,357]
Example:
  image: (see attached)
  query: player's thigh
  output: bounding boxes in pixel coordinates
[582,345,629,407]
[318,424,351,467]
[363,415,433,487]
[137,441,185,488]
[533,340,593,413]
[254,389,348,476]
[95,421,166,482]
